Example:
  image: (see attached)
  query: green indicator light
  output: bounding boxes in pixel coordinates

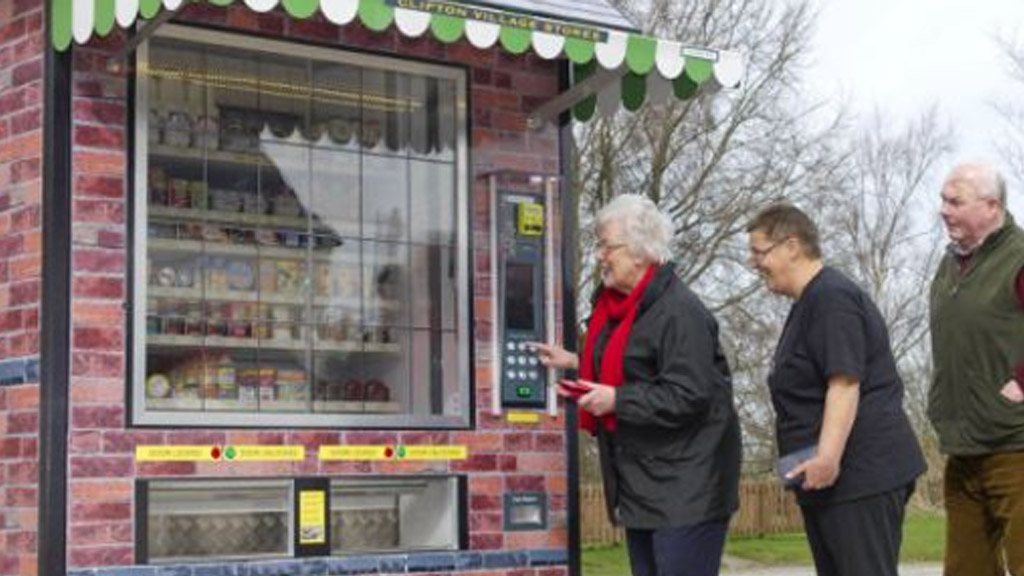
[397,446,407,459]
[517,386,532,398]
[225,446,237,460]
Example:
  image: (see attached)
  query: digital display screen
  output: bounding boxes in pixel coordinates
[505,262,535,331]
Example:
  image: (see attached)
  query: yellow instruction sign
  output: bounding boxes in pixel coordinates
[401,445,468,460]
[319,445,394,461]
[507,411,541,424]
[228,445,305,461]
[298,490,327,545]
[136,445,218,462]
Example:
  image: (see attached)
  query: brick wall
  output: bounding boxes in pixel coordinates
[0,0,43,569]
[65,5,567,572]
[0,0,43,575]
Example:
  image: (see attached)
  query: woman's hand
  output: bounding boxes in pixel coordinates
[575,380,616,416]
[788,454,841,491]
[528,342,579,370]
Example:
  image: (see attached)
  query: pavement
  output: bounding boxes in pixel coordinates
[719,561,942,576]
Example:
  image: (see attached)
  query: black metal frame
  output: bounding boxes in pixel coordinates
[557,59,581,576]
[39,2,74,576]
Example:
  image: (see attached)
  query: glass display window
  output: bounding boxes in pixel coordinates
[133,26,469,427]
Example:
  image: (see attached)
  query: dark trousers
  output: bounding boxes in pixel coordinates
[625,519,729,576]
[800,484,912,576]
[944,451,1024,576]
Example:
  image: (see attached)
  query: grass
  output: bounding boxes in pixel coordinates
[581,511,945,575]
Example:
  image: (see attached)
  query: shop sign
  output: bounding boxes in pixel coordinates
[387,0,609,42]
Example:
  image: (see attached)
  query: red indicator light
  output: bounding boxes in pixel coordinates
[211,446,222,460]
[384,446,395,459]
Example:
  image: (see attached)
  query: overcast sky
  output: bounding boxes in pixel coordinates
[804,0,1024,215]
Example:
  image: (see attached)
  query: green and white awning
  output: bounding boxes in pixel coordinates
[51,0,743,119]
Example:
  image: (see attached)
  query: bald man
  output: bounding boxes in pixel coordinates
[929,162,1024,576]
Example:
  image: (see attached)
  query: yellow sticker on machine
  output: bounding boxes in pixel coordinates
[517,202,544,236]
[228,445,305,461]
[298,490,327,545]
[319,445,394,461]
[135,445,218,462]
[506,411,542,424]
[401,445,468,460]
[318,445,468,460]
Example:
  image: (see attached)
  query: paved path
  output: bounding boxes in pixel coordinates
[720,563,942,576]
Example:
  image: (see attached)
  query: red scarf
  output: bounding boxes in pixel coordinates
[579,265,656,434]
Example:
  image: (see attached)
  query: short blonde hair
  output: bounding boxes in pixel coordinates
[596,194,673,264]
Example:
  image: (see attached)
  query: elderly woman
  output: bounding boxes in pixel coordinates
[532,195,740,576]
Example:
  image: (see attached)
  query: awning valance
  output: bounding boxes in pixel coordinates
[51,0,743,119]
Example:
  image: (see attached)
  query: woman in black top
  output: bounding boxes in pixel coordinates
[747,203,926,576]
[532,194,740,576]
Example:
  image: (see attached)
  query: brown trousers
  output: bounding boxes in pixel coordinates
[944,451,1024,576]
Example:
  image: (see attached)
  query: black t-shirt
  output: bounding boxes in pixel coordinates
[769,266,926,505]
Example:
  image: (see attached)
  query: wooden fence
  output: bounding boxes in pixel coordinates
[581,481,803,545]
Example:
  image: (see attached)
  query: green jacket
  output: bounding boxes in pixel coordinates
[929,214,1024,455]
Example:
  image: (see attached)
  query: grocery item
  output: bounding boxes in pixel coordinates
[146,373,171,399]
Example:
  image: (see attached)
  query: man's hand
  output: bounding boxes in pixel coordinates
[788,454,841,491]
[1000,379,1024,403]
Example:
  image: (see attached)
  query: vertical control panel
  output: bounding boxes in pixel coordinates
[498,195,546,408]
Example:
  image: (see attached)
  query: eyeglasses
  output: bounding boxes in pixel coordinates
[596,240,628,255]
[749,239,787,261]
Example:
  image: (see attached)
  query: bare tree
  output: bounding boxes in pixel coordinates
[994,33,1024,185]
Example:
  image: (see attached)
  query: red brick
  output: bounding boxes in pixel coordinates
[73,276,124,299]
[70,430,102,454]
[0,438,21,458]
[165,430,227,446]
[72,249,125,274]
[71,301,123,326]
[10,159,39,185]
[67,544,133,567]
[71,405,125,429]
[470,533,503,550]
[10,108,41,135]
[73,327,124,352]
[343,431,399,445]
[74,125,125,149]
[12,59,41,86]
[400,431,451,445]
[534,433,563,452]
[7,412,37,435]
[503,432,533,452]
[469,511,501,531]
[4,530,36,553]
[452,453,498,472]
[0,17,26,43]
[71,352,123,378]
[70,456,133,479]
[285,431,339,447]
[505,475,544,492]
[135,461,198,476]
[96,229,125,248]
[470,494,502,511]
[517,453,564,472]
[102,430,164,454]
[73,100,126,125]
[70,501,132,523]
[4,487,36,508]
[498,454,517,471]
[74,198,125,224]
[6,461,37,484]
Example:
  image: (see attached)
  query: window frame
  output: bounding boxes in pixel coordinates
[130,25,472,429]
